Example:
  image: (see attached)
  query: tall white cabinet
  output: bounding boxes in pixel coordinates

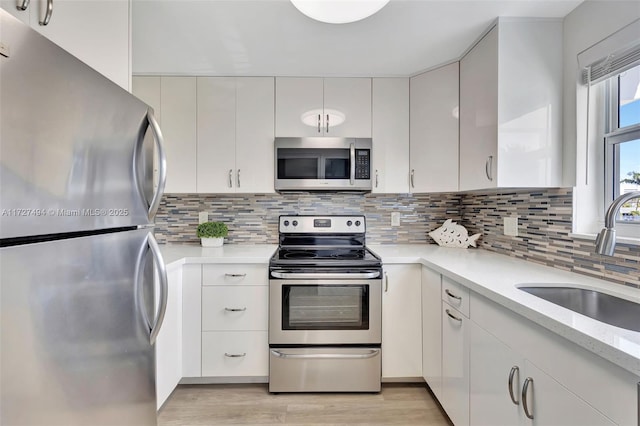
[372,78,410,193]
[409,62,460,193]
[197,77,275,193]
[275,77,372,137]
[2,0,131,90]
[459,19,563,191]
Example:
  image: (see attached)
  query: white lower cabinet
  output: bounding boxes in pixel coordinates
[181,264,202,378]
[155,267,183,410]
[201,331,268,377]
[382,264,422,379]
[441,301,469,426]
[421,266,442,399]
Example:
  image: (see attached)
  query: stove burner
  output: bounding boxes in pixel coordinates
[330,251,363,260]
[282,251,319,259]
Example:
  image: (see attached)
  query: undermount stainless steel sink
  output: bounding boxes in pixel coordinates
[518,286,640,332]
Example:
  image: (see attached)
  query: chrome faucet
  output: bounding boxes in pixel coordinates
[595,191,640,256]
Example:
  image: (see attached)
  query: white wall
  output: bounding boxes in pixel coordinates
[563,1,640,233]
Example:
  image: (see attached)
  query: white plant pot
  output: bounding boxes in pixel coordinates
[200,237,224,247]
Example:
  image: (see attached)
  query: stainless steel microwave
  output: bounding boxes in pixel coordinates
[274,137,372,192]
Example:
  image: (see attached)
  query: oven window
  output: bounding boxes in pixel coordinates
[282,285,369,330]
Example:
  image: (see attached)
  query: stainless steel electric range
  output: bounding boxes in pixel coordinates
[268,215,382,393]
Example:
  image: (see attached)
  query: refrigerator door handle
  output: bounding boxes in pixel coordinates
[148,233,168,345]
[146,109,167,221]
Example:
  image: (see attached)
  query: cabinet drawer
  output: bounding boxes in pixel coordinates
[202,264,268,286]
[442,276,470,318]
[202,331,268,377]
[202,286,268,331]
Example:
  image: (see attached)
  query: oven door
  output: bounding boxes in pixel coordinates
[269,277,382,345]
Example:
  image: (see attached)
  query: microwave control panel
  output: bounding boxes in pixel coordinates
[355,149,370,179]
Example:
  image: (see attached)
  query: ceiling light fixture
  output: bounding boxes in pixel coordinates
[290,0,390,24]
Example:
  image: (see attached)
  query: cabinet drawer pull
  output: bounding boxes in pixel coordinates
[39,0,53,25]
[384,272,389,292]
[508,366,520,405]
[17,0,30,11]
[410,169,415,188]
[224,307,247,312]
[224,352,246,358]
[522,377,534,419]
[445,289,462,300]
[317,114,321,133]
[445,309,462,323]
[237,169,241,188]
[224,273,247,278]
[228,169,233,188]
[375,170,379,188]
[326,113,329,133]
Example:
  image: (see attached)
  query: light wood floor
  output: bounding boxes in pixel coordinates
[158,383,451,425]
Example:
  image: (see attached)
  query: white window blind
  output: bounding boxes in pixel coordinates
[579,19,640,85]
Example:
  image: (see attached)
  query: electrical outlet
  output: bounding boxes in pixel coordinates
[198,211,209,224]
[504,217,518,236]
[391,212,401,227]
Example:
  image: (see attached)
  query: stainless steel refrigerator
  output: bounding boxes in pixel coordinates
[0,10,168,425]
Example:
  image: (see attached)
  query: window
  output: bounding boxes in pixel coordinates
[605,64,640,224]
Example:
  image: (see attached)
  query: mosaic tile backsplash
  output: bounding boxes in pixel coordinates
[156,188,640,288]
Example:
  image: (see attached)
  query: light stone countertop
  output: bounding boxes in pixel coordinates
[159,243,278,271]
[159,242,640,376]
[368,244,640,377]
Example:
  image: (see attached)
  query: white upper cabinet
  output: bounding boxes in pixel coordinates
[410,62,459,193]
[372,78,410,193]
[3,0,131,90]
[275,77,371,137]
[459,19,563,191]
[161,77,198,193]
[198,77,275,193]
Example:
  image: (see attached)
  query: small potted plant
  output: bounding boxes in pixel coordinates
[197,221,228,247]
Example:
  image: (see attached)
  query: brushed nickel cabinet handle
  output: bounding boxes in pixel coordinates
[17,0,30,11]
[225,273,247,278]
[317,114,321,133]
[375,170,379,188]
[410,169,415,188]
[224,352,246,358]
[326,113,329,133]
[522,377,534,419]
[384,272,389,292]
[508,366,520,405]
[445,289,462,301]
[228,169,233,188]
[224,307,247,312]
[39,0,53,25]
[237,169,241,188]
[445,309,462,323]
[485,155,494,181]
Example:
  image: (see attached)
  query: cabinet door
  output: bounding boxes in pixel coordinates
[275,77,323,137]
[469,321,521,426]
[324,78,372,137]
[409,62,459,193]
[421,267,442,399]
[235,77,275,193]
[382,264,422,378]
[30,0,130,90]
[521,361,616,426]
[182,265,202,378]
[372,78,409,193]
[459,26,498,191]
[441,302,469,426]
[197,77,236,193]
[161,77,197,193]
[155,267,182,410]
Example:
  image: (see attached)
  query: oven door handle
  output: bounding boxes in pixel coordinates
[270,349,380,360]
[270,271,380,279]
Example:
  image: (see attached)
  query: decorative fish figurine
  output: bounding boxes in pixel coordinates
[428,219,481,248]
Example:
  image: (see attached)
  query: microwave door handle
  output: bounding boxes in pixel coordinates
[350,143,355,185]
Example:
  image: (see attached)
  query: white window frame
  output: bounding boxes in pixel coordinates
[603,73,640,238]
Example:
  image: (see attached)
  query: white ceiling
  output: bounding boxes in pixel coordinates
[132,0,582,77]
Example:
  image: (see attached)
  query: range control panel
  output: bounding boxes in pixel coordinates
[279,215,366,234]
